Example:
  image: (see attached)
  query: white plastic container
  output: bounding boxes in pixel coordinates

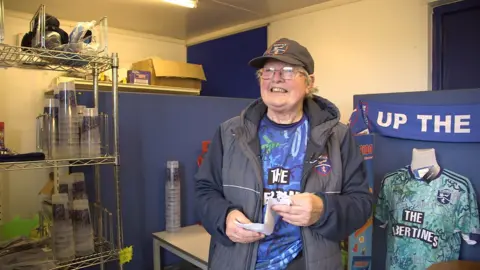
[165,161,181,232]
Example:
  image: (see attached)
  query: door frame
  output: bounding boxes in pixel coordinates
[431,0,480,90]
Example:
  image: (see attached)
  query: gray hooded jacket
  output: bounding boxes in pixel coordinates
[195,96,372,270]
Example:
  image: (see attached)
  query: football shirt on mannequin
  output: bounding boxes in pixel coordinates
[375,165,480,270]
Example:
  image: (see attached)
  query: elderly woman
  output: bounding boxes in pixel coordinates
[195,38,372,270]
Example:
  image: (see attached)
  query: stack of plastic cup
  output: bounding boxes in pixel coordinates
[36,98,60,159]
[51,193,75,261]
[71,172,88,200]
[81,108,101,158]
[44,98,59,118]
[56,81,80,158]
[58,174,74,203]
[165,161,181,232]
[72,199,95,257]
[77,105,86,116]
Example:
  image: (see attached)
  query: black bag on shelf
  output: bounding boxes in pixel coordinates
[21,13,68,50]
[0,149,45,163]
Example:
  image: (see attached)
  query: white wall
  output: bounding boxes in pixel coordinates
[0,11,186,226]
[268,0,430,123]
[187,0,432,124]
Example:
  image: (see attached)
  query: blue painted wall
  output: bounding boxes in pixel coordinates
[76,92,254,270]
[187,27,268,99]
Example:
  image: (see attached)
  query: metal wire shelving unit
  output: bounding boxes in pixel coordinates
[0,1,125,270]
[0,157,116,171]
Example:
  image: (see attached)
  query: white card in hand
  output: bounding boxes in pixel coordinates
[234,197,291,236]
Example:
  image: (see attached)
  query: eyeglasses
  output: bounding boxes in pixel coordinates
[260,66,306,80]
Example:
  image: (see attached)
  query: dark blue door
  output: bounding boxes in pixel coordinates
[432,0,480,90]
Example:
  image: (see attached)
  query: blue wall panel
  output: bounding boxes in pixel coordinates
[353,89,480,270]
[76,92,254,270]
[187,27,268,99]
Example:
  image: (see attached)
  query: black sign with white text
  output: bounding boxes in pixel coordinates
[392,209,439,248]
[268,167,291,185]
[391,224,439,248]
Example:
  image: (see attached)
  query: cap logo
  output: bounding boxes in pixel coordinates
[265,43,289,55]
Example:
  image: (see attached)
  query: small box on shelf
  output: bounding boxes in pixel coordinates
[127,70,151,85]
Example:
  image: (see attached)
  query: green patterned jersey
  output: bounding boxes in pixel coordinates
[375,166,480,270]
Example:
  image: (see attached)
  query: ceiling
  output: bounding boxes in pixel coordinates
[3,0,331,40]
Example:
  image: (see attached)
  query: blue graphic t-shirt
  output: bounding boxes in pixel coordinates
[255,114,309,270]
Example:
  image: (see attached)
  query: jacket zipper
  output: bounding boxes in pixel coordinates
[249,160,263,270]
[246,158,263,270]
[247,182,262,270]
[238,129,264,270]
[299,132,333,270]
[300,163,315,270]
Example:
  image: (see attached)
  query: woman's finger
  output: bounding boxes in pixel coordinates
[273,205,304,215]
[236,227,261,238]
[283,218,304,226]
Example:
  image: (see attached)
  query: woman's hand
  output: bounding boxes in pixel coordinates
[226,209,265,244]
[272,193,324,226]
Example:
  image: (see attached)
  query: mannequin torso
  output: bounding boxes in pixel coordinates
[410,148,441,180]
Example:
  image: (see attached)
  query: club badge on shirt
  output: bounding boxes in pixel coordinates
[437,189,452,205]
[315,154,332,176]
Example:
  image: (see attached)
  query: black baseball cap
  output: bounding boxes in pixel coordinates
[248,38,315,74]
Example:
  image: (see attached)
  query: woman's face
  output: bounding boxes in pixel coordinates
[260,60,310,114]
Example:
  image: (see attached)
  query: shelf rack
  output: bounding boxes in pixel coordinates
[43,78,201,96]
[71,79,201,95]
[0,157,116,171]
[49,204,118,270]
[0,43,112,74]
[0,2,125,270]
[50,240,119,270]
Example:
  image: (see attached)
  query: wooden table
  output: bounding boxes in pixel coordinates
[152,225,210,270]
[428,260,480,270]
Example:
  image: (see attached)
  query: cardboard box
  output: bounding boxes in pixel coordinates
[39,172,55,196]
[131,57,206,90]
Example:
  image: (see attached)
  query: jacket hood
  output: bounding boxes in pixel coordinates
[239,96,341,145]
[241,95,340,128]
